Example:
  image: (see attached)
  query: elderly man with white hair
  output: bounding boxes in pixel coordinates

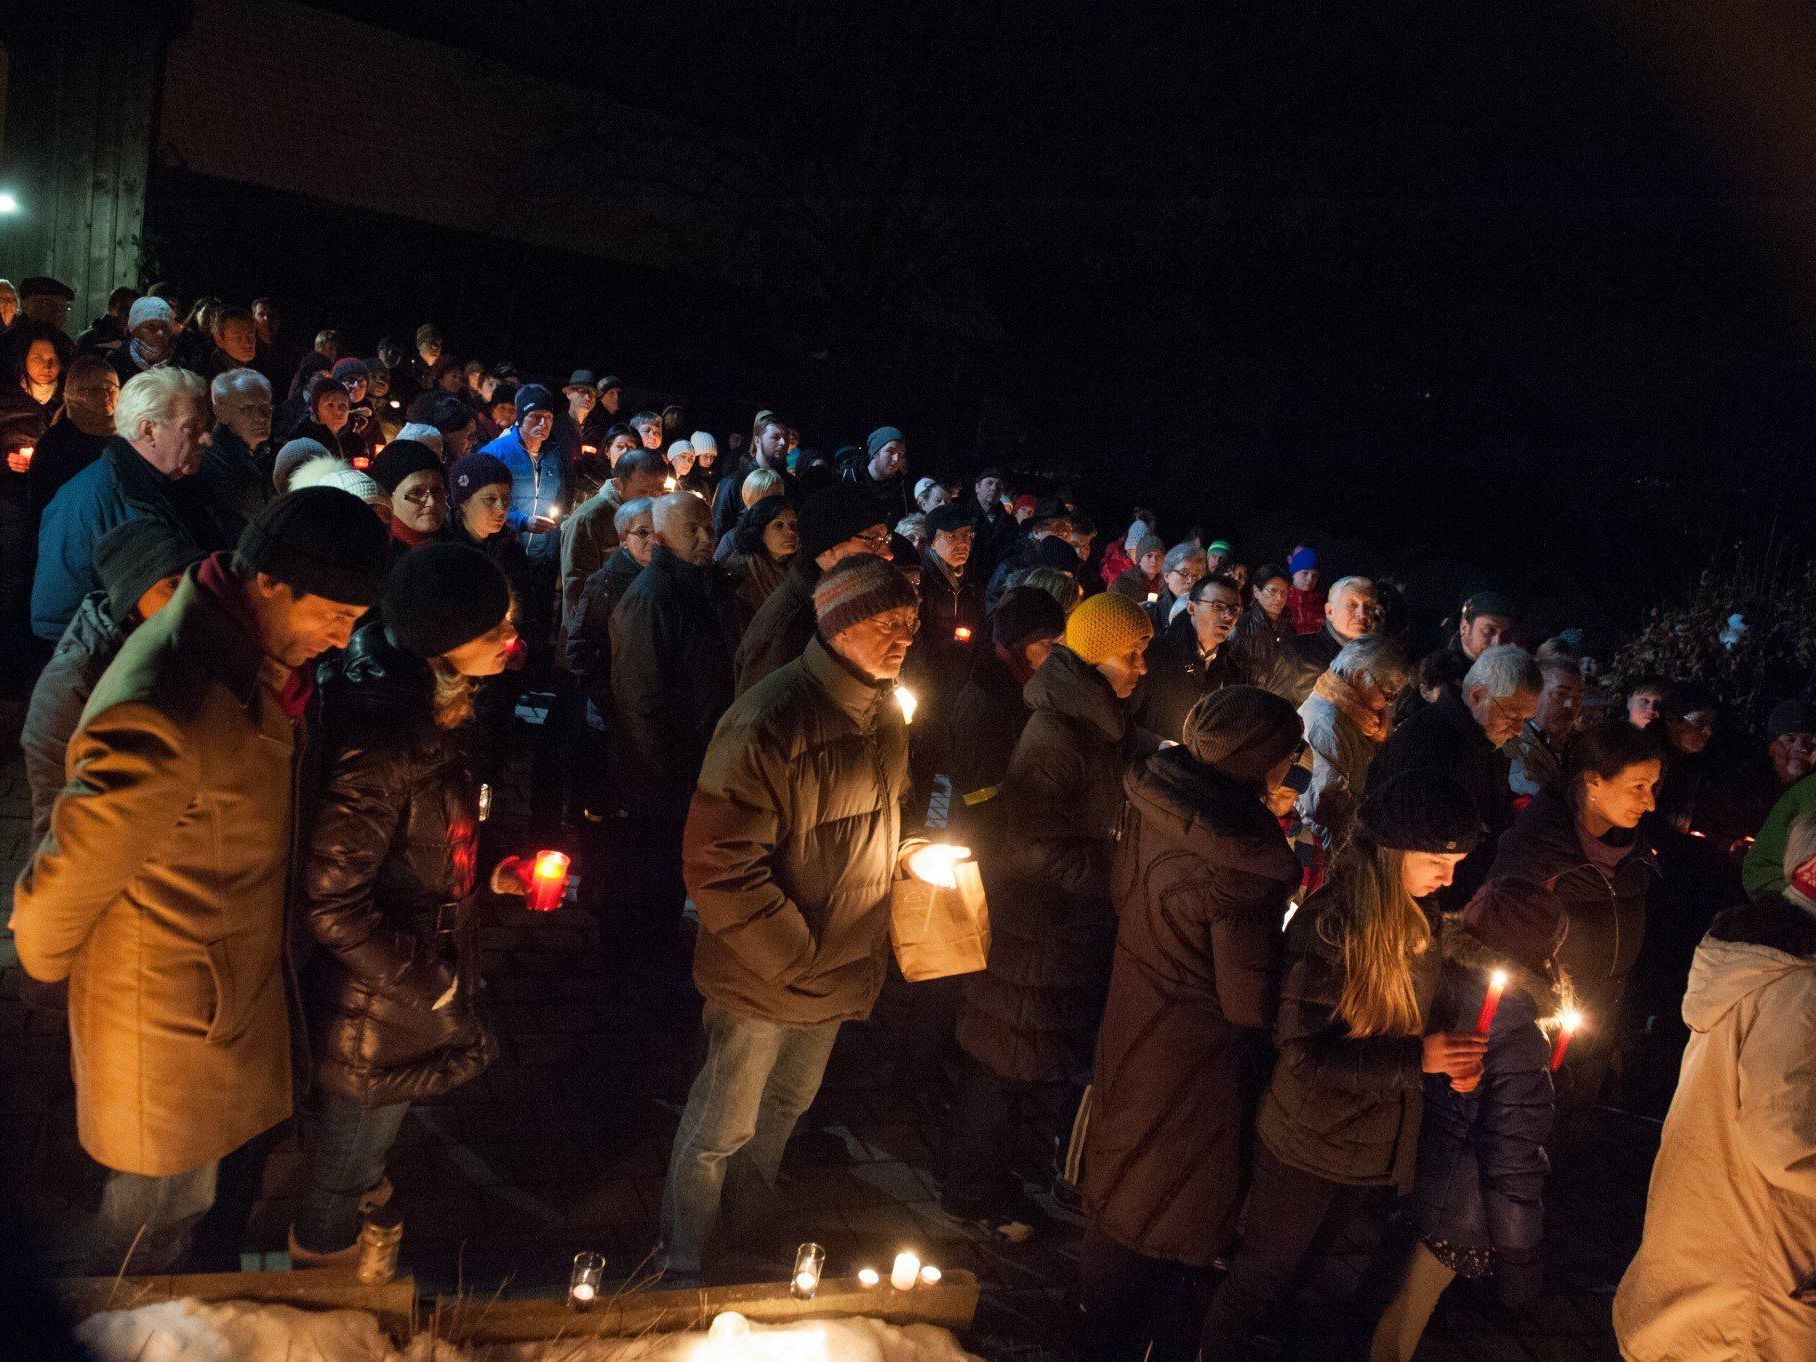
[1296,634,1412,850]
[1371,643,1542,906]
[1265,573,1380,707]
[207,367,276,521]
[32,367,244,641]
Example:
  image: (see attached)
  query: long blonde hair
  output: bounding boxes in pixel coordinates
[429,658,478,730]
[1316,832,1430,1037]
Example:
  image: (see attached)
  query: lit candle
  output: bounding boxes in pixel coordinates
[352,455,371,470]
[1474,969,1508,1035]
[906,843,971,889]
[526,850,570,912]
[568,1251,605,1309]
[1550,1011,1582,1071]
[1146,592,1159,604]
[953,626,972,642]
[919,1264,942,1287]
[14,444,33,470]
[891,1251,921,1291]
[790,1242,824,1300]
[894,686,917,725]
[856,1267,880,1289]
[582,444,598,456]
[373,442,386,455]
[664,475,677,492]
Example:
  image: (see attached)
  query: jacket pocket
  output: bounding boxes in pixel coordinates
[204,940,247,1047]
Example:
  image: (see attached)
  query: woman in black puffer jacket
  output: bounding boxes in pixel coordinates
[292,544,519,1264]
[944,592,1153,1228]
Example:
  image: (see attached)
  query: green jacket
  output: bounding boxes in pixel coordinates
[1742,772,1816,900]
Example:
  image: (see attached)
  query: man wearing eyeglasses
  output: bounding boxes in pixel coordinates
[1132,573,1252,744]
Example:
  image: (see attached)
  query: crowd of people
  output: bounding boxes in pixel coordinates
[4,271,1816,1361]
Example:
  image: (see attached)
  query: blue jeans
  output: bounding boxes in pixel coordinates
[293,1094,410,1254]
[91,1161,220,1275]
[658,1001,842,1275]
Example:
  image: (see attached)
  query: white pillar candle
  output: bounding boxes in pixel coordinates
[857,1267,880,1289]
[891,1251,921,1291]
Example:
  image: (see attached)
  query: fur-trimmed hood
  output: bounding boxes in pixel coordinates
[1441,914,1571,1023]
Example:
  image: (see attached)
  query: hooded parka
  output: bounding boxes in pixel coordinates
[1082,746,1300,1264]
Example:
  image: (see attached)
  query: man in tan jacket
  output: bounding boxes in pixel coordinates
[11,487,390,1273]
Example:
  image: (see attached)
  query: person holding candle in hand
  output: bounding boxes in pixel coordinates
[292,542,518,1267]
[1369,877,1571,1362]
[1200,771,1484,1362]
[658,553,932,1285]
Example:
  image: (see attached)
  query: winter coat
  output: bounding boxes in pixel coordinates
[1131,615,1252,744]
[1098,535,1135,588]
[0,383,56,506]
[1256,889,1443,1191]
[1614,896,1816,1362]
[32,437,246,642]
[478,426,568,566]
[558,480,627,630]
[1229,602,1294,681]
[1287,585,1325,634]
[1507,718,1565,799]
[204,427,273,524]
[1485,788,1653,1062]
[1082,748,1299,1264]
[302,624,495,1107]
[609,547,742,809]
[9,565,302,1176]
[1295,676,1390,851]
[726,549,789,630]
[1411,918,1559,1305]
[1264,623,1346,707]
[946,643,1035,827]
[835,452,910,524]
[1371,687,1515,907]
[734,553,821,696]
[910,549,986,709]
[957,645,1131,1083]
[1744,771,1816,901]
[285,418,349,461]
[27,418,109,513]
[684,635,915,1027]
[20,594,127,846]
[1108,565,1161,605]
[564,547,643,705]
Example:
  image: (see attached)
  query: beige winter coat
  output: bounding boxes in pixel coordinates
[1614,900,1816,1361]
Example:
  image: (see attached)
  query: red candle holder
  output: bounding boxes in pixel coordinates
[954,626,973,642]
[17,444,33,468]
[526,850,570,912]
[352,455,372,470]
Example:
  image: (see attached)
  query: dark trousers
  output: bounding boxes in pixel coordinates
[294,1093,410,1254]
[1199,1146,1397,1362]
[1072,1226,1216,1362]
[942,1053,1070,1215]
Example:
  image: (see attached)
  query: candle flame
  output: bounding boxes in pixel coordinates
[664,476,678,491]
[954,626,972,641]
[1561,1009,1583,1032]
[857,1267,880,1288]
[1490,969,1508,988]
[894,686,917,724]
[919,1265,942,1286]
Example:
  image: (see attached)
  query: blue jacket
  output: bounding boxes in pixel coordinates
[32,438,244,641]
[478,426,568,566]
[1411,917,1559,1307]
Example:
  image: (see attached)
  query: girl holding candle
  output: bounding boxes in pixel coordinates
[1480,717,1662,1122]
[1200,771,1484,1362]
[291,544,519,1266]
[1369,877,1571,1361]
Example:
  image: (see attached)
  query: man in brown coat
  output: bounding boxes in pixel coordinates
[10,488,390,1273]
[658,555,931,1281]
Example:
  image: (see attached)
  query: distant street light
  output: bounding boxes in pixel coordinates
[0,191,20,214]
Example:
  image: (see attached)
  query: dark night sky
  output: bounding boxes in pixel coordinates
[150,1,1814,631]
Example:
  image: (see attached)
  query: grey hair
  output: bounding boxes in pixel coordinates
[615,496,655,535]
[210,367,271,405]
[116,367,207,440]
[1329,635,1409,690]
[1163,542,1207,573]
[1463,644,1542,700]
[896,513,928,540]
[1327,575,1376,606]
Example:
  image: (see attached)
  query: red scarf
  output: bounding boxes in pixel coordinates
[391,518,436,549]
[195,552,314,719]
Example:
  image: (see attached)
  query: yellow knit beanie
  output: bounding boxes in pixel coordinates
[1065,591,1154,665]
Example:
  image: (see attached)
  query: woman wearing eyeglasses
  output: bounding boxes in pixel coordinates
[371,440,451,555]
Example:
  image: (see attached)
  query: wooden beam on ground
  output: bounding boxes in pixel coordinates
[57,1269,418,1328]
[436,1271,981,1345]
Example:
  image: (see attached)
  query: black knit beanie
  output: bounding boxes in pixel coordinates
[383,543,513,658]
[236,487,391,607]
[798,483,888,560]
[1031,535,1082,573]
[990,585,1066,650]
[1181,686,1305,787]
[93,518,206,625]
[1355,771,1485,855]
[369,439,442,493]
